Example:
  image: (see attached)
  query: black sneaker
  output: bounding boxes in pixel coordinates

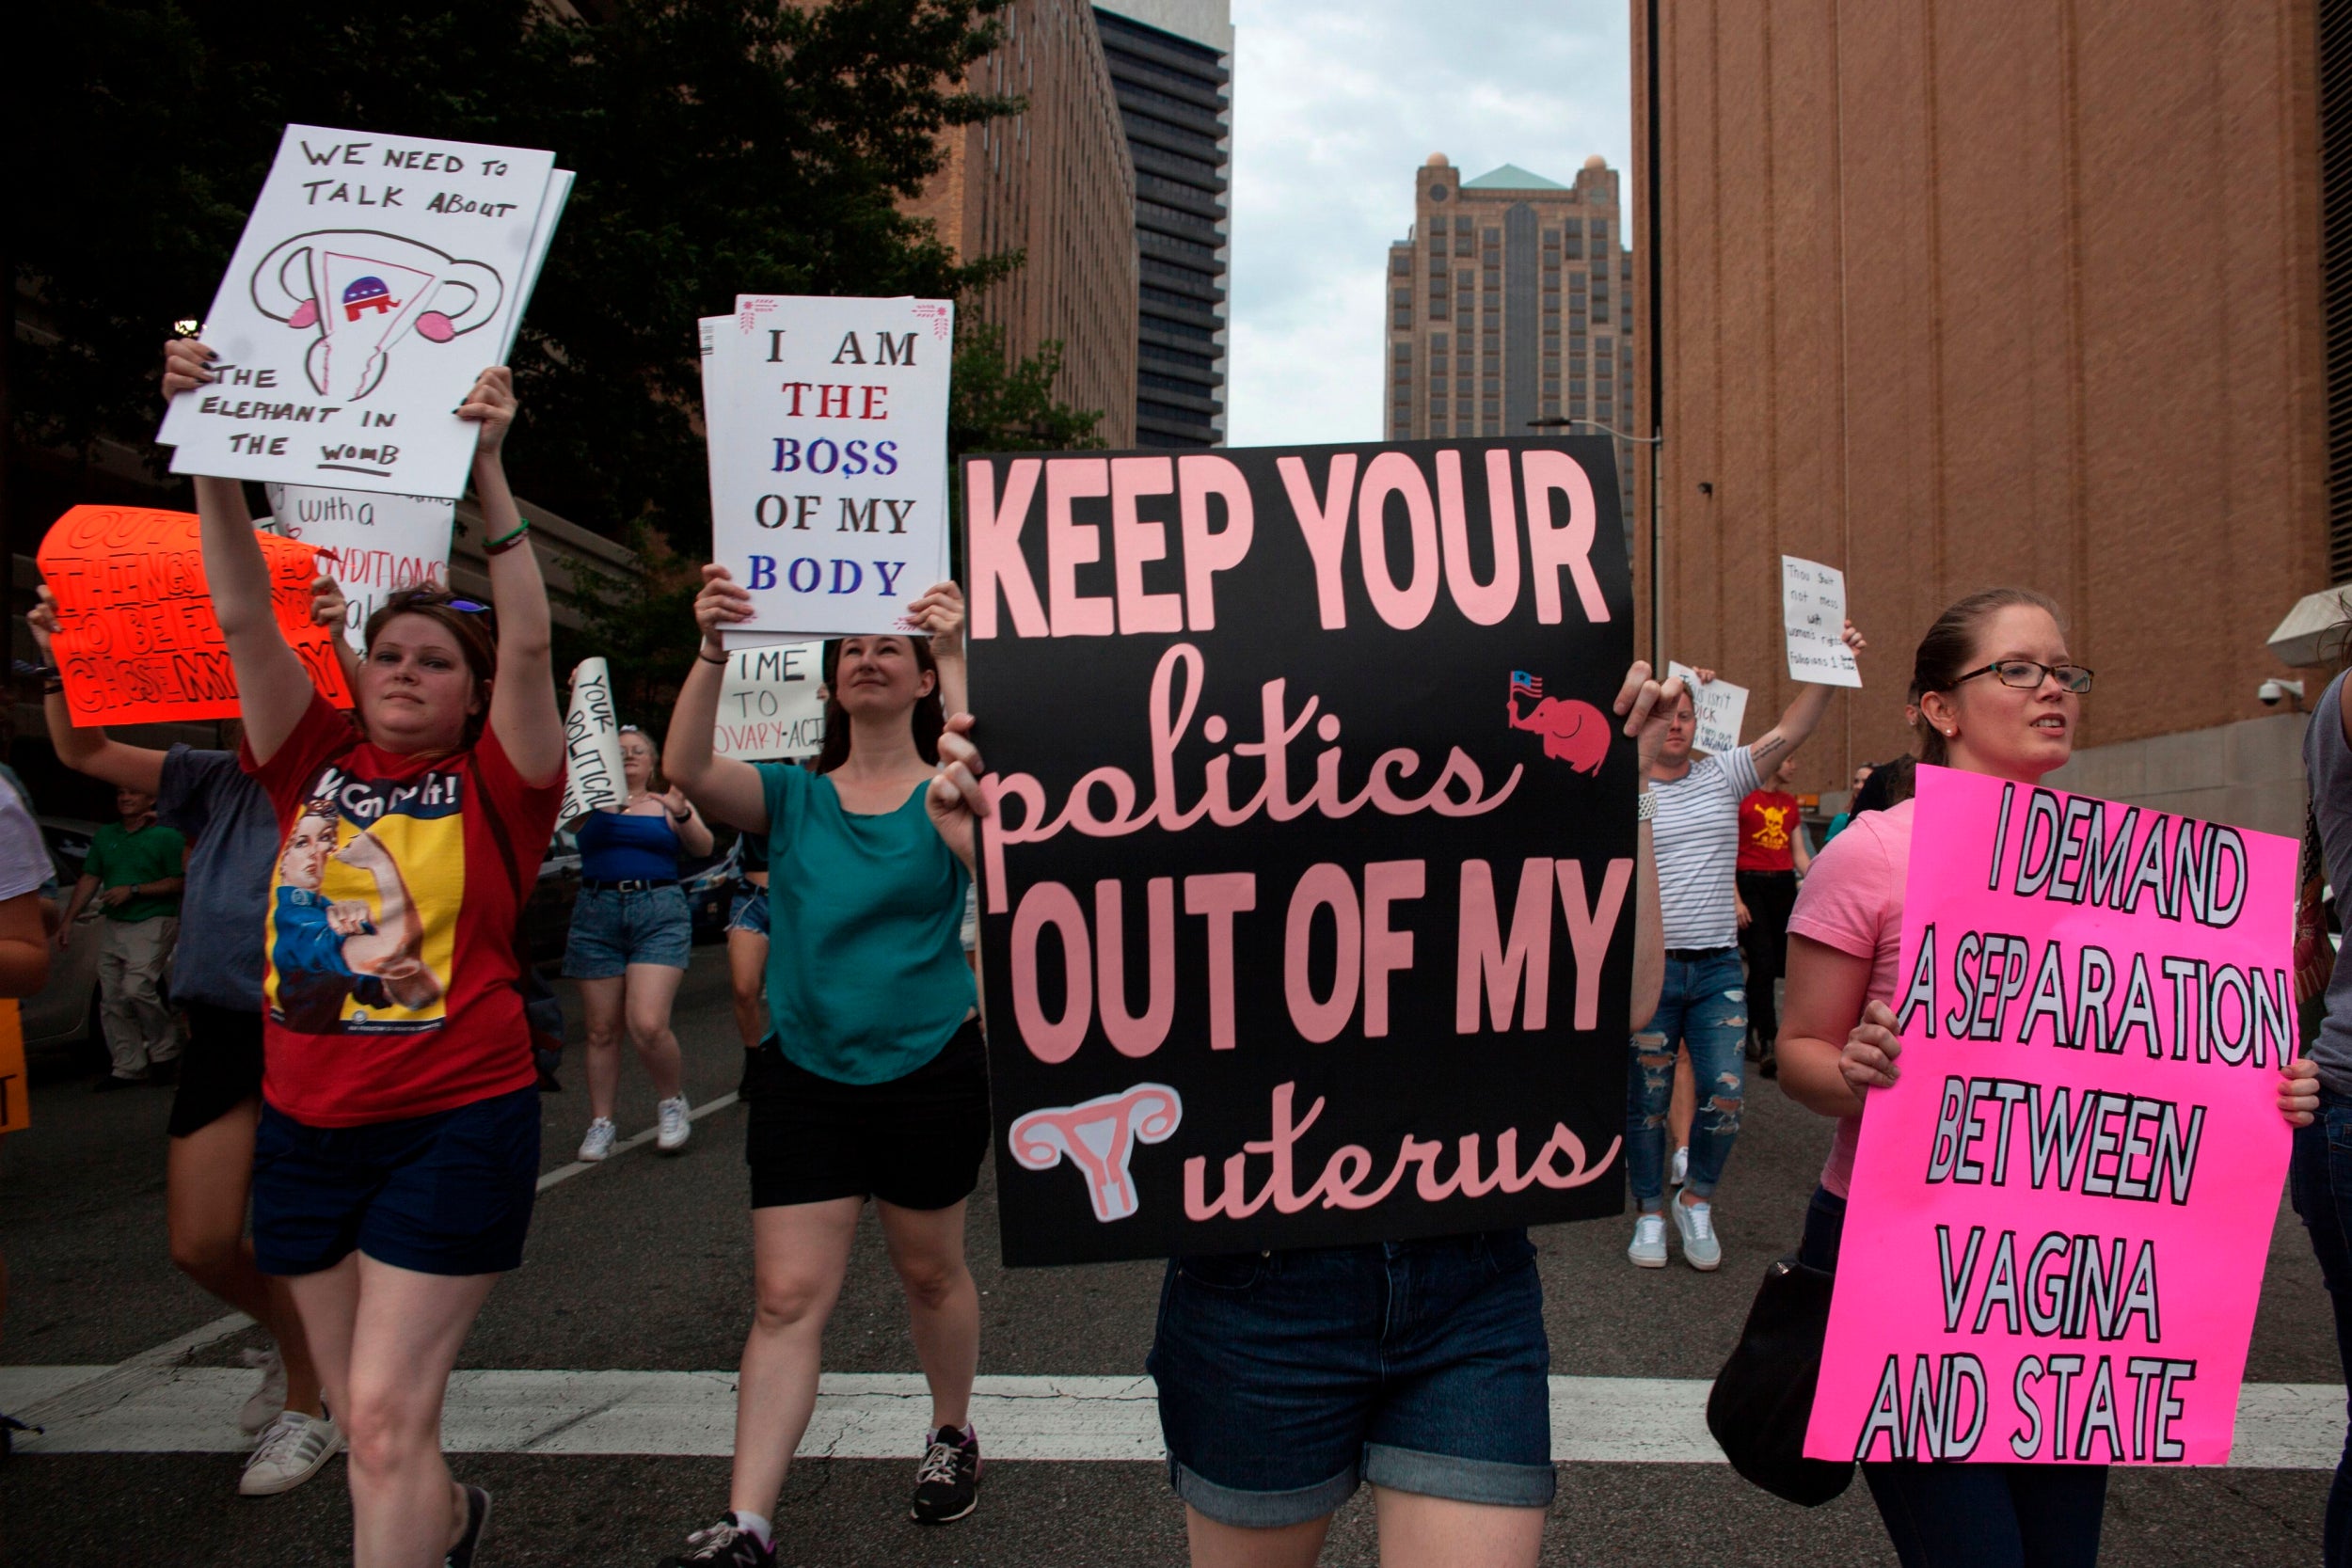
[909,1424,979,1525]
[658,1514,775,1566]
[91,1072,147,1093]
[444,1484,490,1568]
[147,1058,180,1085]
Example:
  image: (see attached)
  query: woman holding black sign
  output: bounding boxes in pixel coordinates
[1777,588,2319,1567]
[655,570,979,1567]
[1140,663,1676,1568]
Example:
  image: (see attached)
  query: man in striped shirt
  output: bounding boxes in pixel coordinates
[1628,620,1866,1272]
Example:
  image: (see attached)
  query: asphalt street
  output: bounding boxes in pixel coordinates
[0,948,2338,1566]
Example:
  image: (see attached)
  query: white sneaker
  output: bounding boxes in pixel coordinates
[656,1096,691,1153]
[578,1117,617,1162]
[1673,1196,1723,1271]
[238,1345,287,1435]
[1671,1145,1690,1187]
[239,1410,343,1496]
[1628,1212,1668,1268]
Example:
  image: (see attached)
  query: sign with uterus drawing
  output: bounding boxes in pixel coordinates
[965,438,1637,1265]
[158,124,567,499]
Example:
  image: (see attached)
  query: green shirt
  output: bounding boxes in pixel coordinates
[84,819,186,923]
[758,763,974,1085]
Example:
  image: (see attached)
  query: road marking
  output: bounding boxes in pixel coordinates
[7,1092,743,1434]
[0,1367,2341,1468]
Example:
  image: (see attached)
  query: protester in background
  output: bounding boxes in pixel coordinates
[1139,665,1674,1568]
[1629,635,1866,1273]
[567,725,711,1162]
[2291,619,2352,1568]
[1733,754,1811,1081]
[1819,761,1878,847]
[657,574,971,1566]
[725,827,771,1098]
[0,781,57,1449]
[1848,754,1915,818]
[172,340,564,1568]
[61,784,185,1090]
[1778,588,2317,1566]
[27,578,355,1495]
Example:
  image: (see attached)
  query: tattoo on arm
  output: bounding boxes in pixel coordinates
[1751,735,1788,770]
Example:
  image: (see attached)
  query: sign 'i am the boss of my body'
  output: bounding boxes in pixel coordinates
[966,438,1636,1265]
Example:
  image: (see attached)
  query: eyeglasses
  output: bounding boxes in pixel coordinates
[1948,659,2095,694]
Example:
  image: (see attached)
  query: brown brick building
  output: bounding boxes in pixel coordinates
[1632,0,2331,833]
[912,0,1140,446]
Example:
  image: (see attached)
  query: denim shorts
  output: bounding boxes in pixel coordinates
[726,883,771,937]
[563,883,691,976]
[251,1086,540,1277]
[1147,1229,1555,1528]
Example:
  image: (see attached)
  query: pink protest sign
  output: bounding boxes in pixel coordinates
[1805,766,2296,1466]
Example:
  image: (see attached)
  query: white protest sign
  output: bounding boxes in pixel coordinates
[266,483,455,635]
[1780,555,1862,687]
[715,641,827,760]
[159,124,564,499]
[1666,662,1750,755]
[559,657,627,822]
[704,294,954,642]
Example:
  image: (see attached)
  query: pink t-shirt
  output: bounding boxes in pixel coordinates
[1785,797,1915,1196]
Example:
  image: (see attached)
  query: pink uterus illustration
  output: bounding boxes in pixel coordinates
[1008,1085,1183,1223]
[251,231,503,401]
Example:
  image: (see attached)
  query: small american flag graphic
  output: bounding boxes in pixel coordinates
[1509,671,1543,700]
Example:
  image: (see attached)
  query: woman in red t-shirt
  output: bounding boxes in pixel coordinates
[167,339,564,1568]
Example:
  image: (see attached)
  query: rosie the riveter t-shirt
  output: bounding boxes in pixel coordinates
[245,692,564,1127]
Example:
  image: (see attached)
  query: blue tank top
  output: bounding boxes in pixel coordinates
[577,809,682,882]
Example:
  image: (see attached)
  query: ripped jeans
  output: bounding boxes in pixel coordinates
[1626,947,1747,1211]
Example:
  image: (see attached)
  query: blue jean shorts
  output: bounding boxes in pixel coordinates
[726,882,771,937]
[563,883,691,976]
[1147,1229,1555,1528]
[251,1086,540,1277]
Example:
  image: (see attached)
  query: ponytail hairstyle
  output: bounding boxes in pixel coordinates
[812,635,945,776]
[1909,588,2066,767]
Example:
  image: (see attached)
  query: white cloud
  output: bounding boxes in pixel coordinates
[1223,1,1631,448]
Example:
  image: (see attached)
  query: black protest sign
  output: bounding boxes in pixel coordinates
[966,437,1636,1266]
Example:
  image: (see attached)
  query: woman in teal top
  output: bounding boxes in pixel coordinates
[662,566,986,1565]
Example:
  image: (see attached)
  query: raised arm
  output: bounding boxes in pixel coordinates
[166,341,314,764]
[27,588,164,794]
[665,565,771,834]
[464,370,563,788]
[1746,620,1868,775]
[0,893,50,998]
[311,575,360,690]
[910,580,967,719]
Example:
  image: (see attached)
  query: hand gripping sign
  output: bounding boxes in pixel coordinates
[1806,767,2296,1466]
[39,506,353,725]
[559,658,627,823]
[967,438,1638,1266]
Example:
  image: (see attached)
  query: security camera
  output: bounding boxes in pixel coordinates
[2260,678,2306,707]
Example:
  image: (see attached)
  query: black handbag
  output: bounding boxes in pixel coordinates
[1706,1253,1855,1506]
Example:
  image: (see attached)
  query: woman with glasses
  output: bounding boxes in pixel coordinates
[1774,588,2317,1567]
[567,724,712,1162]
[652,569,977,1567]
[169,339,565,1568]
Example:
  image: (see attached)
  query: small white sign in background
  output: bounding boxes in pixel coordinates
[158,123,568,499]
[560,657,627,823]
[266,483,455,636]
[715,641,827,761]
[703,295,954,644]
[1780,556,1862,688]
[1666,662,1750,756]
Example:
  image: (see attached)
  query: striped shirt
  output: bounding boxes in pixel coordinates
[1652,746,1762,949]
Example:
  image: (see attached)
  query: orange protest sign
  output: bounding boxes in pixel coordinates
[38,506,354,725]
[0,1000,24,1134]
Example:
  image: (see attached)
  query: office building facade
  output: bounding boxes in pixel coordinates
[1632,0,2327,833]
[1385,157,1637,521]
[1094,2,1233,447]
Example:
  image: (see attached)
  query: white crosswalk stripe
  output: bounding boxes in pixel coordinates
[1,1365,2341,1468]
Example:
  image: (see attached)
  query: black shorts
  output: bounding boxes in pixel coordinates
[745,1019,991,1211]
[167,1002,265,1138]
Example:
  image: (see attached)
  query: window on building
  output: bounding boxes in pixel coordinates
[1542,356,1560,374]
[1393,308,1411,327]
[1456,397,1474,420]
[1589,218,1608,238]
[1570,378,1587,397]
[1392,253,1411,277]
[1455,232,1473,257]
[1482,377,1502,395]
[1483,398,1502,420]
[1393,341,1412,363]
[1565,234,1584,261]
[1484,229,1500,246]
[1430,356,1449,378]
[1429,298,1448,321]
[1393,288,1410,307]
[1569,399,1587,417]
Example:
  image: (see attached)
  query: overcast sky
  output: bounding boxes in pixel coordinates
[1222,2,1631,448]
